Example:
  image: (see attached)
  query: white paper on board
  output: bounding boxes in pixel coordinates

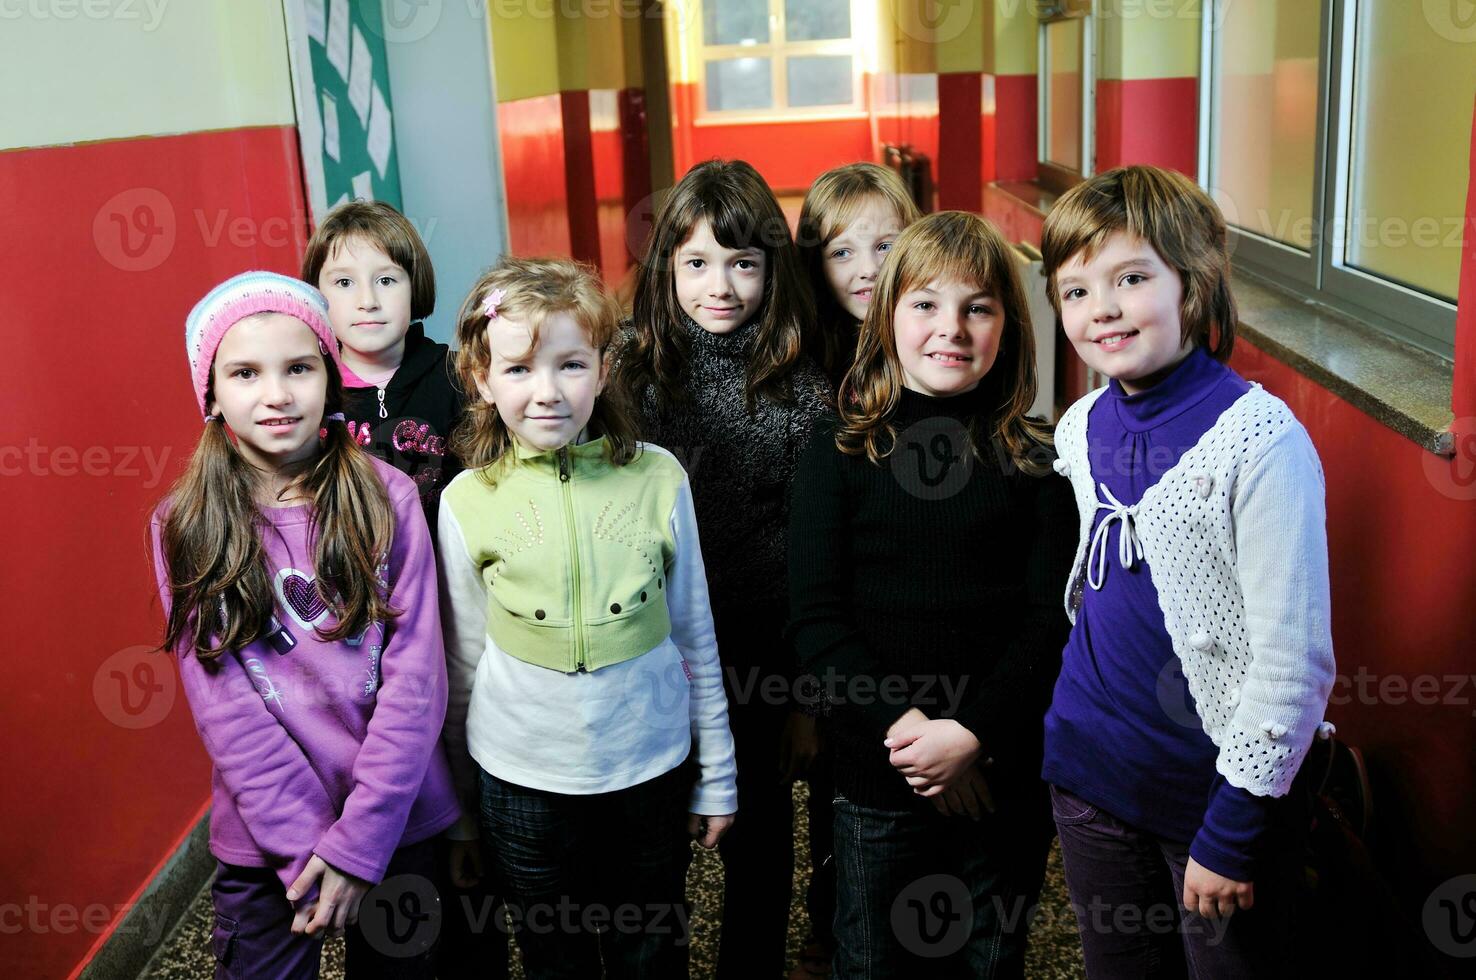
[348,27,373,128]
[367,85,393,179]
[352,171,374,202]
[321,92,341,162]
[326,0,351,82]
[305,0,327,42]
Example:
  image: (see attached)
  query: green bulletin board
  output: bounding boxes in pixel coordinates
[286,0,402,216]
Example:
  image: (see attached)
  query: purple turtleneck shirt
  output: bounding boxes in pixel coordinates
[1042,347,1280,881]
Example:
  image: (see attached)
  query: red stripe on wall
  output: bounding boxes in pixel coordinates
[0,125,308,980]
[560,90,601,269]
[938,71,983,213]
[499,94,572,258]
[1095,77,1198,178]
[1454,95,1476,424]
[619,86,654,273]
[992,73,1038,182]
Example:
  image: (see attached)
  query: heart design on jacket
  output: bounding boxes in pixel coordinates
[276,568,329,630]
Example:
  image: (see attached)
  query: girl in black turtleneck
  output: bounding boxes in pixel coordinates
[613,160,831,980]
[788,211,1077,980]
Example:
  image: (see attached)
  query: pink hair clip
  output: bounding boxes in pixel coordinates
[482,288,507,320]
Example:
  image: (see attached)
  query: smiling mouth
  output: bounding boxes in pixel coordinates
[853,289,872,299]
[258,417,301,428]
[1094,330,1140,350]
[926,352,972,364]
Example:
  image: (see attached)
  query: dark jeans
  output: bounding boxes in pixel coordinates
[477,762,695,980]
[831,788,1052,980]
[209,838,438,980]
[715,692,796,979]
[431,836,510,980]
[1050,783,1300,980]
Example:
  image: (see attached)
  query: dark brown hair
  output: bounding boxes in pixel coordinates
[450,256,640,482]
[613,159,814,412]
[1040,165,1236,361]
[837,211,1053,476]
[797,162,922,382]
[301,200,436,323]
[160,322,398,664]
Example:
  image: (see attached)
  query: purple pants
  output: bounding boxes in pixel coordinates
[209,838,438,980]
[1049,784,1301,980]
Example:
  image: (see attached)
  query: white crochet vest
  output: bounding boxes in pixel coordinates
[1054,384,1335,798]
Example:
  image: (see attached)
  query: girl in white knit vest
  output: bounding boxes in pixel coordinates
[1038,166,1335,979]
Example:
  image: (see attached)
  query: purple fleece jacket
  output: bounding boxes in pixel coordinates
[150,457,459,893]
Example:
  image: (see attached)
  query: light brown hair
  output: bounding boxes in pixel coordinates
[450,256,639,481]
[160,320,398,664]
[797,162,922,382]
[837,211,1053,475]
[301,200,436,323]
[613,159,815,413]
[1040,165,1236,361]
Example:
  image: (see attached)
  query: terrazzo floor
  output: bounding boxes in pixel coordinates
[139,784,1086,979]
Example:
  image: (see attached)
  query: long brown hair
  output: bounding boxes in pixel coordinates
[797,162,922,381]
[160,338,398,664]
[1041,165,1236,361]
[614,159,814,412]
[450,256,640,483]
[837,211,1053,475]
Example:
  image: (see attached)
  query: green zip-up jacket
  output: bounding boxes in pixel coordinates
[440,437,684,673]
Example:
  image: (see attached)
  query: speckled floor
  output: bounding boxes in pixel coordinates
[140,784,1085,979]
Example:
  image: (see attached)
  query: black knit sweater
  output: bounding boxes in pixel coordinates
[631,313,832,673]
[787,385,1078,810]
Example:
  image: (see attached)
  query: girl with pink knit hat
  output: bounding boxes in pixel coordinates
[150,270,459,978]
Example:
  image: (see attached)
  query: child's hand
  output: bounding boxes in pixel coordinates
[1183,857,1253,919]
[687,812,736,849]
[779,710,820,784]
[928,765,997,820]
[885,718,981,795]
[448,838,485,890]
[287,855,371,936]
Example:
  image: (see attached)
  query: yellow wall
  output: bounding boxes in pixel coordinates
[986,0,1037,76]
[0,4,294,150]
[1097,0,1200,81]
[489,2,562,102]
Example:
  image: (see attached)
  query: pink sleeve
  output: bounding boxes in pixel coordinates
[150,517,336,897]
[310,486,452,883]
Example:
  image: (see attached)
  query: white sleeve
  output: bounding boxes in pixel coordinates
[666,475,738,816]
[437,493,490,839]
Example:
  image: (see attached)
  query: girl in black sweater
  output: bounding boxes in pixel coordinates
[788,211,1077,979]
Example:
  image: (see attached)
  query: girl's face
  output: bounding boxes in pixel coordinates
[673,217,766,335]
[317,236,414,365]
[209,314,329,475]
[893,277,1003,397]
[823,197,904,322]
[1056,231,1192,394]
[473,310,607,453]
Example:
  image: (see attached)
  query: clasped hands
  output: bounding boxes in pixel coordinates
[885,707,996,820]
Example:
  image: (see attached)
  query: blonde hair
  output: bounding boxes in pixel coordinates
[450,257,638,481]
[837,211,1052,475]
[1041,165,1237,361]
[798,162,923,383]
[301,200,436,323]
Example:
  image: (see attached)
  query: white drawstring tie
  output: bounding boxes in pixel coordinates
[1087,483,1142,590]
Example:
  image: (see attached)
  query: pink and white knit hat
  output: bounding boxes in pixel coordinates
[184,271,341,421]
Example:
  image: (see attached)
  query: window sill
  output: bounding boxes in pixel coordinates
[692,110,868,127]
[1231,272,1455,457]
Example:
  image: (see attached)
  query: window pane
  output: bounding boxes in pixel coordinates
[1346,2,1474,303]
[788,55,853,107]
[1211,0,1320,249]
[706,58,773,111]
[1045,19,1082,171]
[786,0,849,41]
[704,0,769,46]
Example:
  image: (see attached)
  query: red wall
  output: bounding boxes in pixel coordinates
[1096,77,1198,177]
[499,94,574,260]
[0,126,309,979]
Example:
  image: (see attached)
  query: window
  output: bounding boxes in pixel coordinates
[1038,1,1094,191]
[699,0,861,117]
[1202,0,1467,357]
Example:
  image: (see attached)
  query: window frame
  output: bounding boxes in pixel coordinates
[1037,1,1095,193]
[696,0,864,121]
[1198,0,1458,358]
